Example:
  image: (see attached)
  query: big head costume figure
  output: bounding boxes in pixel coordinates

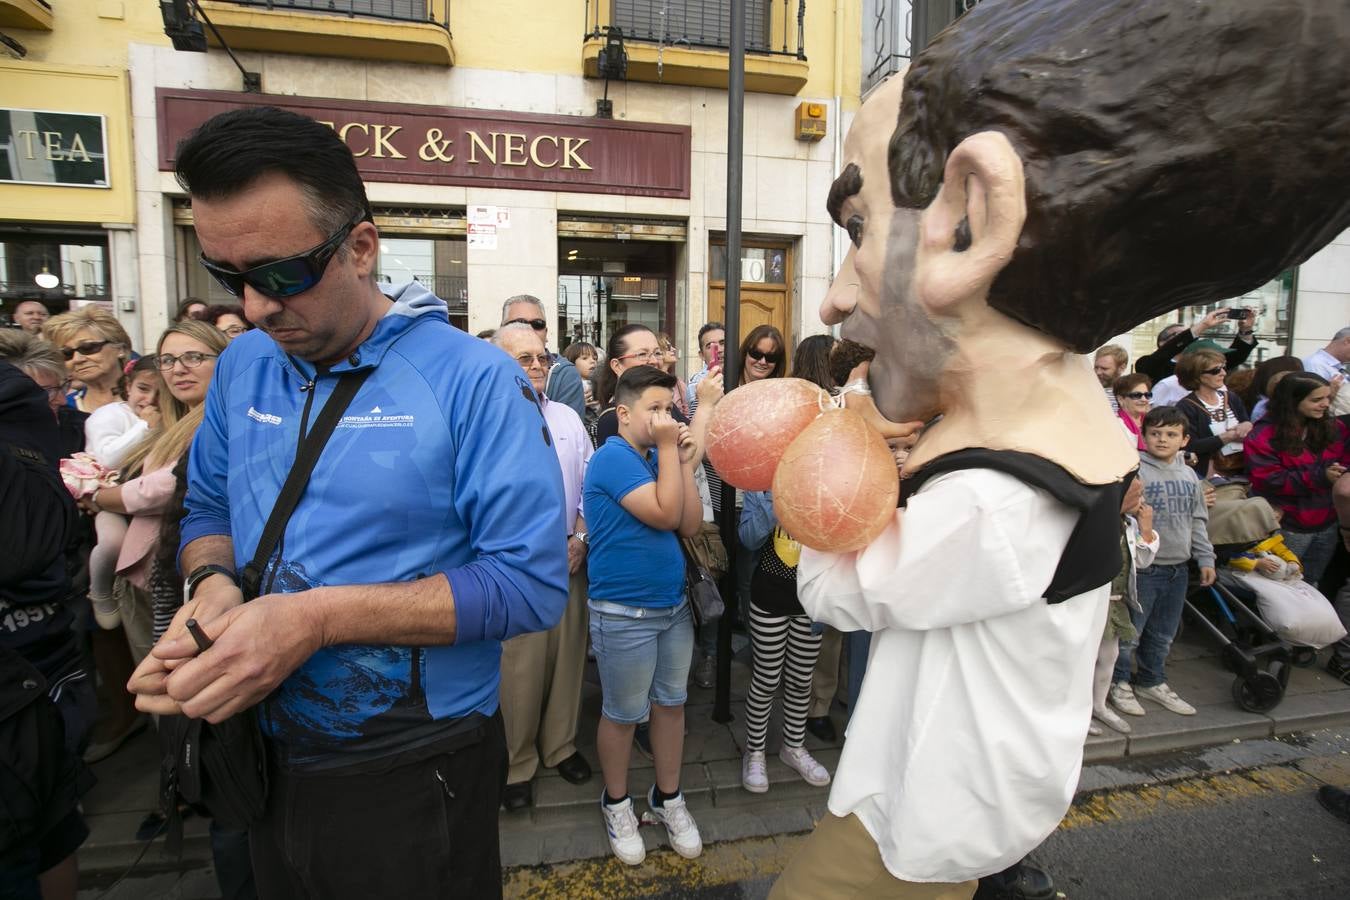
[771,1,1350,897]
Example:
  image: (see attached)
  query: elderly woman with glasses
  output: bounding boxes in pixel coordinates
[44,307,133,414]
[1113,373,1153,450]
[1175,347,1252,478]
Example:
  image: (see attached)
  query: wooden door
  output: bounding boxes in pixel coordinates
[708,240,793,367]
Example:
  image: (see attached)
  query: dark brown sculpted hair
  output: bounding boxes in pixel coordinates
[889,0,1350,352]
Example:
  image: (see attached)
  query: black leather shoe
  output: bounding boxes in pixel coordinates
[502,781,532,811]
[975,859,1055,900]
[1319,786,1350,825]
[555,752,593,785]
[805,716,837,743]
[1328,658,1350,685]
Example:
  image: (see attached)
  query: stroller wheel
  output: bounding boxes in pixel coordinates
[1232,671,1284,713]
[1291,647,1320,668]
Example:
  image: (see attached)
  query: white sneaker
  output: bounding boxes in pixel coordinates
[1093,705,1133,734]
[599,793,645,866]
[742,750,769,793]
[779,746,831,787]
[1109,681,1146,717]
[645,787,703,859]
[1086,722,1103,736]
[1136,682,1197,716]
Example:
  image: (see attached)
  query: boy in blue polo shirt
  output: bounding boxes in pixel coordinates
[583,365,703,866]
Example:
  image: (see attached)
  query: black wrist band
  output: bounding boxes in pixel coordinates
[185,564,237,601]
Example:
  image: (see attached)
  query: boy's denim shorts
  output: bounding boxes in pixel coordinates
[587,598,694,725]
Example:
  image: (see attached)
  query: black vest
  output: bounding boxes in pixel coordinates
[898,449,1128,604]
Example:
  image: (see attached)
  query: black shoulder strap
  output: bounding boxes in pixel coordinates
[240,370,373,601]
[899,448,1127,604]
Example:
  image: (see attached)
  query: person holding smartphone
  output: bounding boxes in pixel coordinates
[1134,305,1259,389]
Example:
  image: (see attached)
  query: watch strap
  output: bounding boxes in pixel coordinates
[185,564,237,601]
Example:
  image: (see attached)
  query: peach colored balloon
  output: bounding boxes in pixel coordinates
[706,378,829,490]
[772,408,898,552]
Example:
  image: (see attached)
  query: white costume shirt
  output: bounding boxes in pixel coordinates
[798,468,1108,884]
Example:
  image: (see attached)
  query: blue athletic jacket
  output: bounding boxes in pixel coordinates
[181,283,568,768]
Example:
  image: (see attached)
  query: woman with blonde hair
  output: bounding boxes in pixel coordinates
[83,320,227,663]
[44,306,133,414]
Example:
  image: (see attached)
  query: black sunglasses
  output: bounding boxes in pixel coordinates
[1203,365,1227,376]
[61,339,113,360]
[746,347,782,363]
[506,317,548,331]
[1122,391,1153,400]
[199,215,364,300]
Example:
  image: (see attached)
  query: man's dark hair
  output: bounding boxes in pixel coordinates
[1142,405,1188,436]
[174,106,372,237]
[614,365,677,410]
[889,0,1350,352]
[697,321,725,348]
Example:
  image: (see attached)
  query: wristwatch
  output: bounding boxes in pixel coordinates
[572,531,589,545]
[184,564,237,602]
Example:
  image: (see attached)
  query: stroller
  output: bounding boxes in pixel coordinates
[1181,495,1328,714]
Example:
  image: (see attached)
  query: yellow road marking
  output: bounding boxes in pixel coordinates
[506,758,1350,898]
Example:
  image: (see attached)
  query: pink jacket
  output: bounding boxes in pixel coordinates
[115,461,179,590]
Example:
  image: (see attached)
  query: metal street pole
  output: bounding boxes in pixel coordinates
[712,0,745,724]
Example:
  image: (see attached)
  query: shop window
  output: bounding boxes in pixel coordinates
[0,232,110,313]
[558,237,676,353]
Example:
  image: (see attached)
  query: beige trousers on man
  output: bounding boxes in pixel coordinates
[499,567,589,784]
[770,812,977,900]
[809,626,844,718]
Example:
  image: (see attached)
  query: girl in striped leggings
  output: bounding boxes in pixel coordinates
[738,488,831,792]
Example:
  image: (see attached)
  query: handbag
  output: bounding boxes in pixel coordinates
[159,369,371,845]
[681,520,728,582]
[679,538,725,626]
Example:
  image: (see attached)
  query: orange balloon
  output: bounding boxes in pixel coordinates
[772,407,898,552]
[706,378,829,490]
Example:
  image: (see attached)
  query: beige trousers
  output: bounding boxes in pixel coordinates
[770,813,977,900]
[113,576,154,667]
[499,567,589,784]
[809,626,844,718]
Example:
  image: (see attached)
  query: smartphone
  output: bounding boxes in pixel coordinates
[1225,308,1249,320]
[710,342,721,368]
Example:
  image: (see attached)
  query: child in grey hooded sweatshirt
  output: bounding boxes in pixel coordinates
[1110,406,1216,719]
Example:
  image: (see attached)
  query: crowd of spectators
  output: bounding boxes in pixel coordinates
[7,280,1350,891]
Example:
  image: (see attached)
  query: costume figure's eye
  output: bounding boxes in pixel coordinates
[845,215,865,249]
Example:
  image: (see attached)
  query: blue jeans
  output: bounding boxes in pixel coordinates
[1113,562,1188,689]
[588,599,694,724]
[1283,524,1339,587]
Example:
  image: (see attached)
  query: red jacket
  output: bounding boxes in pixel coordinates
[1245,418,1350,531]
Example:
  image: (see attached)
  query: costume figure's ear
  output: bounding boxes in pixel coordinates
[915,131,1026,315]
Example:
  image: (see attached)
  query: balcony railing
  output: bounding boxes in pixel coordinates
[586,0,806,59]
[211,1,448,31]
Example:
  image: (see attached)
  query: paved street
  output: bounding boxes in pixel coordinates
[78,629,1350,898]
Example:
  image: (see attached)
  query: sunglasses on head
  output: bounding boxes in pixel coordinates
[199,214,365,300]
[1203,365,1227,376]
[746,347,781,363]
[61,339,113,360]
[1122,391,1153,400]
[506,317,547,331]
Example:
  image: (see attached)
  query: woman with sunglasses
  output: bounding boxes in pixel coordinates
[1246,373,1350,588]
[738,324,787,386]
[85,320,227,666]
[44,307,133,415]
[1175,347,1251,478]
[1113,373,1153,450]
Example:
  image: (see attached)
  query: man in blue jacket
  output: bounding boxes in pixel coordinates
[128,106,568,899]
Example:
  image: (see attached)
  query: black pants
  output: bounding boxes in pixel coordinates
[249,714,507,900]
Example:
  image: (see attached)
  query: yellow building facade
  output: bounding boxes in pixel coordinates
[2,1,865,364]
